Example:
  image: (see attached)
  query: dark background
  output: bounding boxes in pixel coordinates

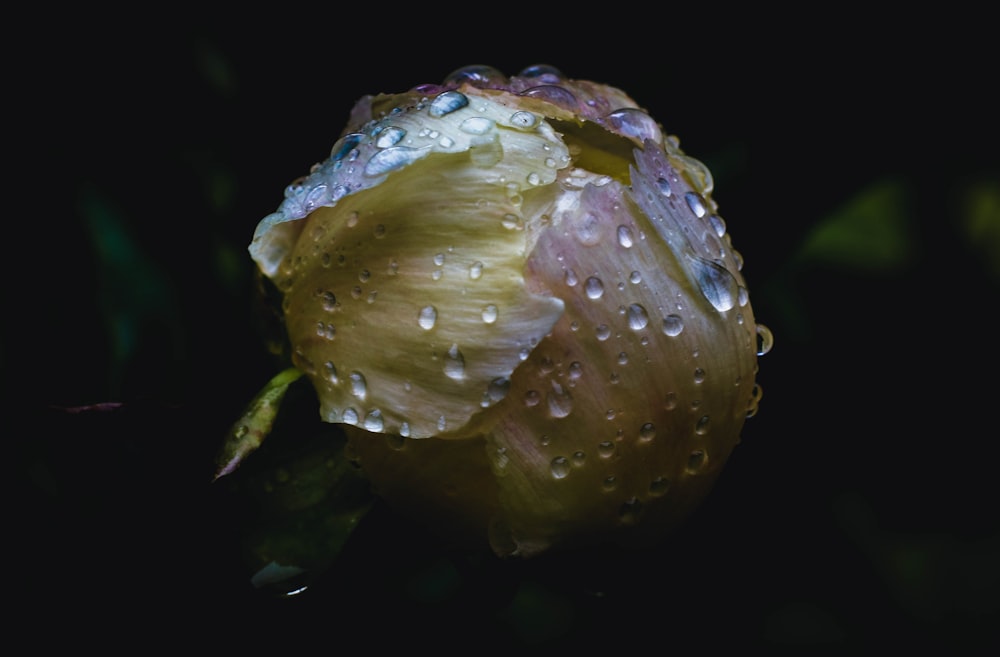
[7,11,998,651]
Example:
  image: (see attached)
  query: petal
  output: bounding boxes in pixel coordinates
[477,140,759,555]
[265,89,582,438]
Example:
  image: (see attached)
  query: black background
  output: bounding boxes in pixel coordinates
[7,10,999,651]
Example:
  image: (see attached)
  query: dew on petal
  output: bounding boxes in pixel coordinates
[550,456,570,479]
[443,344,466,380]
[584,276,605,299]
[349,371,367,400]
[418,305,437,330]
[662,314,684,336]
[627,303,649,330]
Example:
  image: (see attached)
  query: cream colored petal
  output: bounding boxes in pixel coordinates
[264,91,584,438]
[477,141,760,555]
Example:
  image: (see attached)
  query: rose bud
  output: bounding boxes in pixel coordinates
[242,64,771,558]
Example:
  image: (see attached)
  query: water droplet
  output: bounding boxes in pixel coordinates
[627,303,649,330]
[617,351,628,365]
[617,225,635,248]
[709,214,727,237]
[323,360,339,384]
[547,381,573,418]
[550,456,570,479]
[687,450,706,472]
[399,422,411,438]
[571,451,586,466]
[321,290,337,311]
[695,415,710,435]
[618,497,642,524]
[509,110,539,130]
[661,314,684,336]
[684,191,707,218]
[629,271,642,284]
[595,324,611,341]
[564,268,579,286]
[443,344,466,380]
[756,323,774,356]
[428,90,469,117]
[501,213,524,230]
[437,416,448,432]
[469,261,484,279]
[433,252,445,266]
[349,371,367,400]
[656,177,673,197]
[568,361,583,380]
[575,212,601,245]
[664,392,678,410]
[330,133,363,161]
[598,441,616,458]
[604,108,662,143]
[694,368,706,384]
[375,126,406,148]
[585,276,605,299]
[365,146,425,176]
[480,304,498,324]
[602,475,618,491]
[487,377,510,403]
[418,305,437,330]
[649,476,670,496]
[524,390,541,407]
[363,409,384,432]
[342,408,359,425]
[526,172,541,186]
[459,116,495,134]
[639,422,656,442]
[691,256,737,312]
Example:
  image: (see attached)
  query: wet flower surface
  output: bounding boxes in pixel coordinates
[236,64,771,558]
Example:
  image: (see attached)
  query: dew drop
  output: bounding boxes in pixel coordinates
[443,344,466,380]
[321,290,337,311]
[684,191,707,218]
[323,360,339,384]
[687,450,707,472]
[639,422,656,442]
[469,261,484,279]
[602,475,618,491]
[691,256,737,312]
[459,116,495,135]
[509,110,539,130]
[399,422,411,438]
[649,477,671,496]
[349,371,367,400]
[433,252,445,266]
[437,416,448,432]
[546,381,573,418]
[584,276,605,299]
[656,177,673,197]
[756,323,774,356]
[564,268,579,286]
[364,146,424,176]
[627,303,649,330]
[617,225,635,248]
[595,324,611,341]
[568,361,583,380]
[428,90,469,117]
[695,415,710,435]
[481,304,498,324]
[342,408,359,425]
[524,390,541,407]
[694,368,706,384]
[487,377,511,403]
[598,441,616,458]
[664,392,678,410]
[618,497,642,524]
[375,126,406,148]
[363,409,384,432]
[709,214,727,237]
[661,314,684,337]
[418,305,437,330]
[629,271,642,284]
[550,456,570,479]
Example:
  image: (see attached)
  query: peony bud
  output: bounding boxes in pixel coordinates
[244,64,771,558]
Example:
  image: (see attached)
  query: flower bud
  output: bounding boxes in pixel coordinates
[248,64,771,557]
